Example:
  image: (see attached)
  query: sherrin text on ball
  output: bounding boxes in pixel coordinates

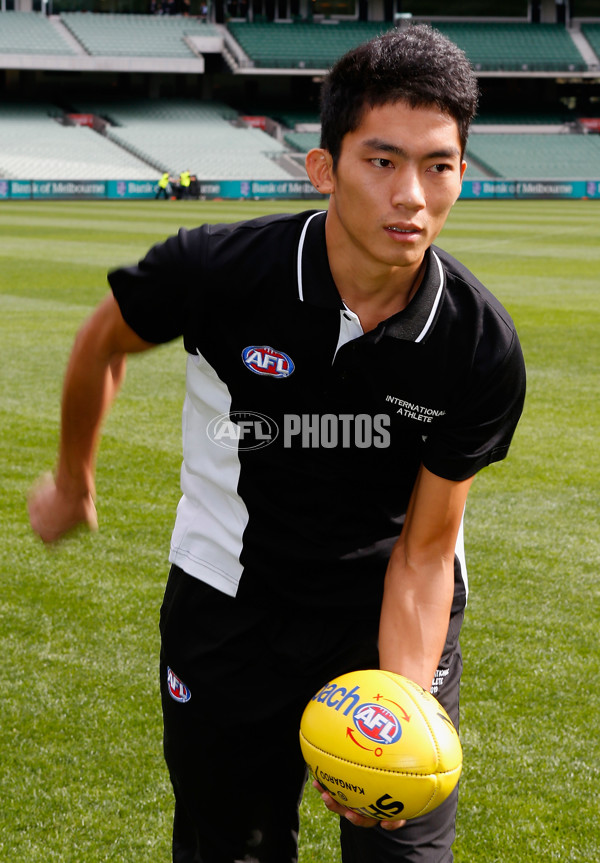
[299,669,462,821]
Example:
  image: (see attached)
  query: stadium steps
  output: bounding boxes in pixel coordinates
[69,99,298,180]
[580,23,600,66]
[227,20,387,69]
[463,150,500,180]
[0,130,154,180]
[4,100,598,184]
[225,20,590,73]
[0,103,154,180]
[60,13,222,59]
[283,130,320,153]
[570,23,600,69]
[269,152,308,179]
[433,22,588,72]
[46,14,87,55]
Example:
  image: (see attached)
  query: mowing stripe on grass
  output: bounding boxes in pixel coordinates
[1,199,598,863]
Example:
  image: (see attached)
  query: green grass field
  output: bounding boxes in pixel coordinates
[1,198,598,862]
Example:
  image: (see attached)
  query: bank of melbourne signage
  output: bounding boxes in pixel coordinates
[461,179,600,199]
[0,178,598,201]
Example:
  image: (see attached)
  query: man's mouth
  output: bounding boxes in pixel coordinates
[385,225,422,235]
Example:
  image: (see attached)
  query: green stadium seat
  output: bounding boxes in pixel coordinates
[0,10,76,55]
[226,20,588,73]
[435,22,587,72]
[581,23,600,60]
[60,13,221,58]
[70,99,297,180]
[466,133,600,179]
[0,104,153,180]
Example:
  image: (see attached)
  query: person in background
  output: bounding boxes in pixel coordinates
[155,171,171,200]
[178,169,191,199]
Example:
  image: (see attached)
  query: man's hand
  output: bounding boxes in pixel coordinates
[27,295,154,546]
[313,781,406,831]
[28,472,98,544]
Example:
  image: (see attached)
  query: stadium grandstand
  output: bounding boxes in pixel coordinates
[0,0,599,198]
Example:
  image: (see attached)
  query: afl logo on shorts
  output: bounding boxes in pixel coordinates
[352,703,402,745]
[167,667,191,703]
[242,346,295,378]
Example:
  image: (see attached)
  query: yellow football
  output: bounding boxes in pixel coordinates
[299,669,462,821]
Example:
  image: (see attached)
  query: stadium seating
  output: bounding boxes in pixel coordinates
[581,23,600,59]
[0,13,592,73]
[60,12,221,58]
[0,99,297,182]
[226,20,589,72]
[465,133,600,179]
[0,104,153,180]
[0,10,76,55]
[70,99,296,180]
[272,111,320,129]
[462,159,489,181]
[227,20,387,69]
[434,22,587,72]
[472,112,575,126]
[283,131,320,153]
[0,14,599,185]
[280,122,600,182]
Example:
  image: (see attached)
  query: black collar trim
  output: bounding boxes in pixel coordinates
[296,210,444,342]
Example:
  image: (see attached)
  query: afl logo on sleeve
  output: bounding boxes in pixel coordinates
[242,346,295,378]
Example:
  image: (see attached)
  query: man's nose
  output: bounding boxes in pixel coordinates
[391,165,426,210]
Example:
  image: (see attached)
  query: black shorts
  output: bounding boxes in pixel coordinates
[159,565,464,863]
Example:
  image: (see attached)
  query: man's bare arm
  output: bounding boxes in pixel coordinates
[317,465,473,828]
[28,294,155,543]
[378,464,473,689]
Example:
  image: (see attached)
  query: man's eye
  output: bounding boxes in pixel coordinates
[430,163,451,173]
[371,158,393,168]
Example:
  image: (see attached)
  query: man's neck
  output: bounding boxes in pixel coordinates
[327,238,426,333]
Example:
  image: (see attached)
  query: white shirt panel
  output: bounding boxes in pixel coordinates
[169,350,249,596]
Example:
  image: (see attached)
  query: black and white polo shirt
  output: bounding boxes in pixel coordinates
[109,210,525,609]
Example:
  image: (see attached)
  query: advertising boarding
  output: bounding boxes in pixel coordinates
[0,178,599,201]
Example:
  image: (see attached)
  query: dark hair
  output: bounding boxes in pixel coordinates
[320,24,479,166]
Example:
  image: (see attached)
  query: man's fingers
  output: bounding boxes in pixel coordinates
[380,818,407,831]
[28,472,58,541]
[313,780,405,830]
[28,473,98,543]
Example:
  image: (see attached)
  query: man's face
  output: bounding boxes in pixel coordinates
[325,101,466,275]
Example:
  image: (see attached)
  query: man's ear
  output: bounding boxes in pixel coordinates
[452,159,468,206]
[305,148,335,194]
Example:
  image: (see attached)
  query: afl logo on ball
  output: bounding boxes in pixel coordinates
[242,346,295,378]
[167,667,191,703]
[353,703,402,745]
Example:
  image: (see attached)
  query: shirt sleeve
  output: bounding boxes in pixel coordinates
[422,326,526,482]
[108,225,207,344]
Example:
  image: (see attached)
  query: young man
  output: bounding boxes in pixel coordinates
[28,24,525,863]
